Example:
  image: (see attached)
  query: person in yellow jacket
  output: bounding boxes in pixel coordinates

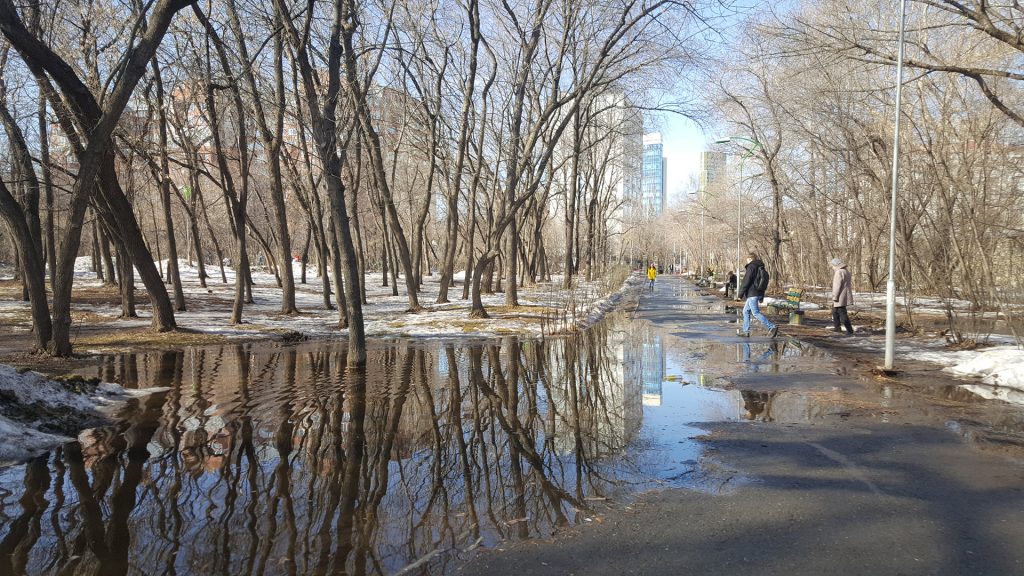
[647,264,657,291]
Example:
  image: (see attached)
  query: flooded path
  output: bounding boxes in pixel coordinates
[2,277,1023,575]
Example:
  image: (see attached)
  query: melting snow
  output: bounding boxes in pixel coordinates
[0,364,164,464]
[943,347,1024,392]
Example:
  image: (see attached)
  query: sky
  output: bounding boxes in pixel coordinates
[653,114,707,208]
[645,0,781,208]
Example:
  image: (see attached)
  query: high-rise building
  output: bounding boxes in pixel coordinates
[642,133,667,215]
[698,150,727,199]
[552,90,643,241]
[594,92,643,230]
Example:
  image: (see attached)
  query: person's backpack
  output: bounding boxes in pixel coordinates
[753,266,770,292]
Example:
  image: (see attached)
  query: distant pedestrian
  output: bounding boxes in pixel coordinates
[647,264,657,291]
[738,252,777,338]
[831,257,854,335]
[726,271,737,299]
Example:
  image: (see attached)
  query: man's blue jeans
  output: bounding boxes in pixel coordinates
[742,296,775,333]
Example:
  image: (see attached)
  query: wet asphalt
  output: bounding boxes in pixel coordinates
[460,276,1024,576]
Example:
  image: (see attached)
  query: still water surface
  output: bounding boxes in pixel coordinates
[0,315,860,575]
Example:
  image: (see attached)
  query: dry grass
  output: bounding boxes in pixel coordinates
[73,327,245,350]
[458,321,488,332]
[0,309,33,326]
[486,304,559,316]
[70,310,116,324]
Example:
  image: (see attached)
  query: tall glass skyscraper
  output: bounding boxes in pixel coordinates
[642,133,667,215]
[699,150,727,199]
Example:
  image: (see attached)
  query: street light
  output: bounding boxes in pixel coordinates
[884,0,909,371]
[714,136,762,300]
[680,192,705,276]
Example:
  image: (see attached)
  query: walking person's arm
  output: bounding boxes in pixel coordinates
[844,269,853,305]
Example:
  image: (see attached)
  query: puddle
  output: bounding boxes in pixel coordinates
[0,318,773,575]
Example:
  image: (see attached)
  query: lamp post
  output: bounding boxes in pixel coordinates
[714,136,762,300]
[680,192,705,276]
[884,0,909,371]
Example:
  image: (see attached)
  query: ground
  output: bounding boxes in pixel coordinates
[1,268,1023,575]
[461,422,1024,576]
[460,276,1024,576]
[0,258,632,374]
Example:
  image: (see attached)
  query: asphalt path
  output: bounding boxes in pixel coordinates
[460,276,1024,576]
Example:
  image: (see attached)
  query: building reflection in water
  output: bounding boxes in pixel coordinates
[1,321,908,575]
[0,324,667,576]
[638,334,665,407]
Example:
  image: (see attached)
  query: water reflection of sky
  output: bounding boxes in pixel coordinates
[0,315,937,575]
[0,320,738,576]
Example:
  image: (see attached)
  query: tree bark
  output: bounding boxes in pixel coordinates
[151,57,186,311]
[226,0,297,314]
[0,0,192,355]
[275,0,365,364]
[0,181,51,349]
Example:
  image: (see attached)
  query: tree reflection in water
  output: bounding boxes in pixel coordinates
[0,324,657,575]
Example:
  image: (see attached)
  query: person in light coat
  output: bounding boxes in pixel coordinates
[831,257,854,335]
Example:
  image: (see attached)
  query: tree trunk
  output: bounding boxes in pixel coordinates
[300,227,310,284]
[317,232,334,310]
[469,251,496,318]
[339,13,421,312]
[100,222,117,287]
[0,182,52,349]
[96,156,175,330]
[505,212,520,306]
[115,244,137,318]
[564,107,581,288]
[37,93,57,287]
[328,217,349,327]
[152,57,186,311]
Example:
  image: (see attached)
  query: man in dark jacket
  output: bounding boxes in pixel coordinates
[738,252,777,338]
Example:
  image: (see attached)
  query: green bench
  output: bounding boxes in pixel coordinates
[767,288,804,324]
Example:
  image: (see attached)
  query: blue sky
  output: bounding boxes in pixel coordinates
[647,112,704,206]
[645,0,785,207]
[655,114,706,207]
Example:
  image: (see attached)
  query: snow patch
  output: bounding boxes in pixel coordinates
[942,347,1024,391]
[0,364,164,465]
[959,384,1024,407]
[761,296,821,311]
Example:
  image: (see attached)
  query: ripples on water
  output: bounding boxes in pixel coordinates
[0,316,878,575]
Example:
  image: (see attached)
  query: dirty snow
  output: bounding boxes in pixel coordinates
[959,384,1024,407]
[0,364,164,464]
[845,332,1024,402]
[17,258,642,342]
[760,295,822,311]
[912,346,1024,392]
[800,287,978,317]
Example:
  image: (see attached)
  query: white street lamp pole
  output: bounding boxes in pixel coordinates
[735,154,745,300]
[715,136,761,300]
[884,0,908,371]
[700,201,705,275]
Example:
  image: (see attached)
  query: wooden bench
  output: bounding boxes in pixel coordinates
[767,288,804,324]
